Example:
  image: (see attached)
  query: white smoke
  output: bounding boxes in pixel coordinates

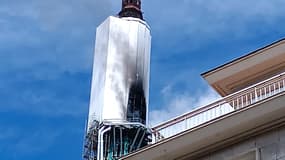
[149,85,221,127]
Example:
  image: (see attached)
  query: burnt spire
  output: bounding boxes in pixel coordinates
[118,0,143,20]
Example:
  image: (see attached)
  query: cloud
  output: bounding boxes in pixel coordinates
[0,0,115,117]
[149,84,220,126]
[0,0,114,75]
[144,0,285,56]
[0,0,113,31]
[147,0,285,34]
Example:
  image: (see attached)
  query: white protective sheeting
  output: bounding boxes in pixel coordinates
[88,16,151,131]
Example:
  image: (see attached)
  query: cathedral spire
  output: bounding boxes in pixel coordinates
[118,0,143,20]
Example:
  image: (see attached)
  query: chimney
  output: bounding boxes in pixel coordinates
[118,0,143,20]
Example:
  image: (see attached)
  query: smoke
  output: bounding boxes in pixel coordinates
[103,17,150,120]
[150,86,221,126]
[108,26,135,118]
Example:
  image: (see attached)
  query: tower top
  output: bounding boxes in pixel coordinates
[118,0,143,20]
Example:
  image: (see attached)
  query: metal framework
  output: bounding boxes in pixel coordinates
[83,121,151,160]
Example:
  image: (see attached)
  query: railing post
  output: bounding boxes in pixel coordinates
[278,81,281,93]
[283,79,285,91]
[185,117,187,131]
[219,103,222,116]
[255,87,258,102]
[274,83,276,94]
[241,96,244,108]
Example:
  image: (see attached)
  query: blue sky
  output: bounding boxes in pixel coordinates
[1,0,285,159]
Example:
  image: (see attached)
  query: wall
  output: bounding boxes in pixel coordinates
[198,125,285,160]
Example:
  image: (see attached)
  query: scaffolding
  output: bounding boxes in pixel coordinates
[83,121,151,160]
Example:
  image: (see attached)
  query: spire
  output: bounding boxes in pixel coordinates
[118,0,143,20]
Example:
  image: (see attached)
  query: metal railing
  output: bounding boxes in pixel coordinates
[152,72,285,142]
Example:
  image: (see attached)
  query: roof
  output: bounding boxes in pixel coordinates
[202,38,285,97]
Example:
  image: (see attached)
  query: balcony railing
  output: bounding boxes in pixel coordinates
[152,72,285,142]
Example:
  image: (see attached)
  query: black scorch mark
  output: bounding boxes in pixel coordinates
[127,78,146,124]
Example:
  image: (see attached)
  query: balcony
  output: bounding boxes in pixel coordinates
[152,72,285,142]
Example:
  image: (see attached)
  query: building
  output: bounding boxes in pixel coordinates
[83,0,152,159]
[119,39,285,160]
